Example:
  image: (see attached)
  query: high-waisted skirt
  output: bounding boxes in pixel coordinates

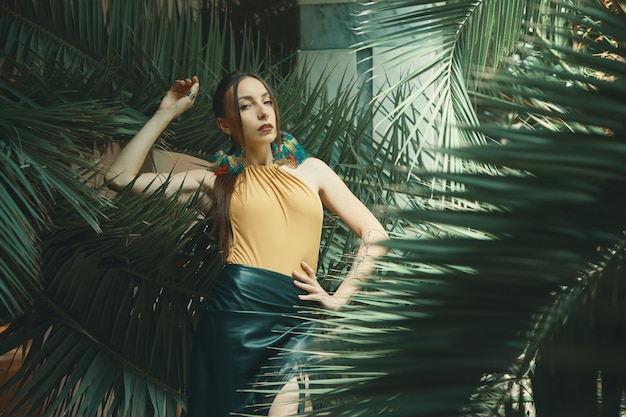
[187,264,316,417]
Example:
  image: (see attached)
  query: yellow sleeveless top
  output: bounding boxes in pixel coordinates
[226,164,323,276]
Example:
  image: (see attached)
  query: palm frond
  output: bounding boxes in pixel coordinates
[355,0,560,179]
[295,2,626,416]
[0,0,394,415]
[0,0,274,414]
[1,187,217,416]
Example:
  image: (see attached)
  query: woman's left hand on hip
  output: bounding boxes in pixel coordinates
[293,261,342,311]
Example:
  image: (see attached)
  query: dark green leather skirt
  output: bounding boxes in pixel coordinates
[187,264,316,416]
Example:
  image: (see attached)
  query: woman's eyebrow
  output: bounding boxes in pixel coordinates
[237,92,270,101]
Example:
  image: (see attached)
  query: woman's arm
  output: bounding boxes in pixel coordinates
[105,77,213,202]
[293,158,389,310]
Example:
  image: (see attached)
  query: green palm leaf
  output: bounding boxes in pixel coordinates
[4,0,624,416]
[293,1,626,416]
[0,0,265,414]
[0,0,393,415]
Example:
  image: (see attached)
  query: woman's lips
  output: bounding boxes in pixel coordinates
[258,124,273,132]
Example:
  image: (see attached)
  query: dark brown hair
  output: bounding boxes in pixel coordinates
[211,72,281,257]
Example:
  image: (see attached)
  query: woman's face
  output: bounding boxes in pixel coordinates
[218,76,278,147]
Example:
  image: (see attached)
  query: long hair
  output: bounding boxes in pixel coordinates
[211,72,281,257]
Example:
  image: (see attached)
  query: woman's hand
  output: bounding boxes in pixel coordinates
[293,261,347,311]
[157,76,200,119]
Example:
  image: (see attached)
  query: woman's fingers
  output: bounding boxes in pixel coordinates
[300,261,315,277]
[292,262,317,287]
[170,76,199,95]
[158,76,200,115]
[292,274,316,291]
[187,77,200,101]
[293,261,328,304]
[170,79,186,93]
[292,262,344,311]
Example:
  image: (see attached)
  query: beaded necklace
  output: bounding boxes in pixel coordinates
[207,133,307,175]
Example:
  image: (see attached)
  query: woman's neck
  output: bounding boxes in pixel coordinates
[244,144,274,166]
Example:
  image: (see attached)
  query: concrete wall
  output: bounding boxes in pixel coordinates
[298,0,368,100]
[298,0,436,168]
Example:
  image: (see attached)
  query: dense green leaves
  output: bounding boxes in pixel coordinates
[299,2,626,416]
[1,0,626,416]
[0,0,393,415]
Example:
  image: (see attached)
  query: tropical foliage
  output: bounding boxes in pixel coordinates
[0,0,390,415]
[0,0,625,417]
[299,1,626,417]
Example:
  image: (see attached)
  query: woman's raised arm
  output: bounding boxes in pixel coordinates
[105,76,211,200]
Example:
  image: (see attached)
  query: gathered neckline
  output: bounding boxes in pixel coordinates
[245,163,279,170]
[246,162,277,168]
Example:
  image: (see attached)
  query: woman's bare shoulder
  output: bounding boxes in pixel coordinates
[297,157,332,172]
[302,157,343,182]
[280,157,326,192]
[288,157,342,194]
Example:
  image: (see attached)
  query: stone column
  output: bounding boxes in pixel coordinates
[298,0,436,168]
[298,0,371,106]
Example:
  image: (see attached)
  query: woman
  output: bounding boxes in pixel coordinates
[105,72,388,416]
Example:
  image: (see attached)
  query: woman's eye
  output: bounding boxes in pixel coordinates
[264,100,273,105]
[239,104,251,111]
